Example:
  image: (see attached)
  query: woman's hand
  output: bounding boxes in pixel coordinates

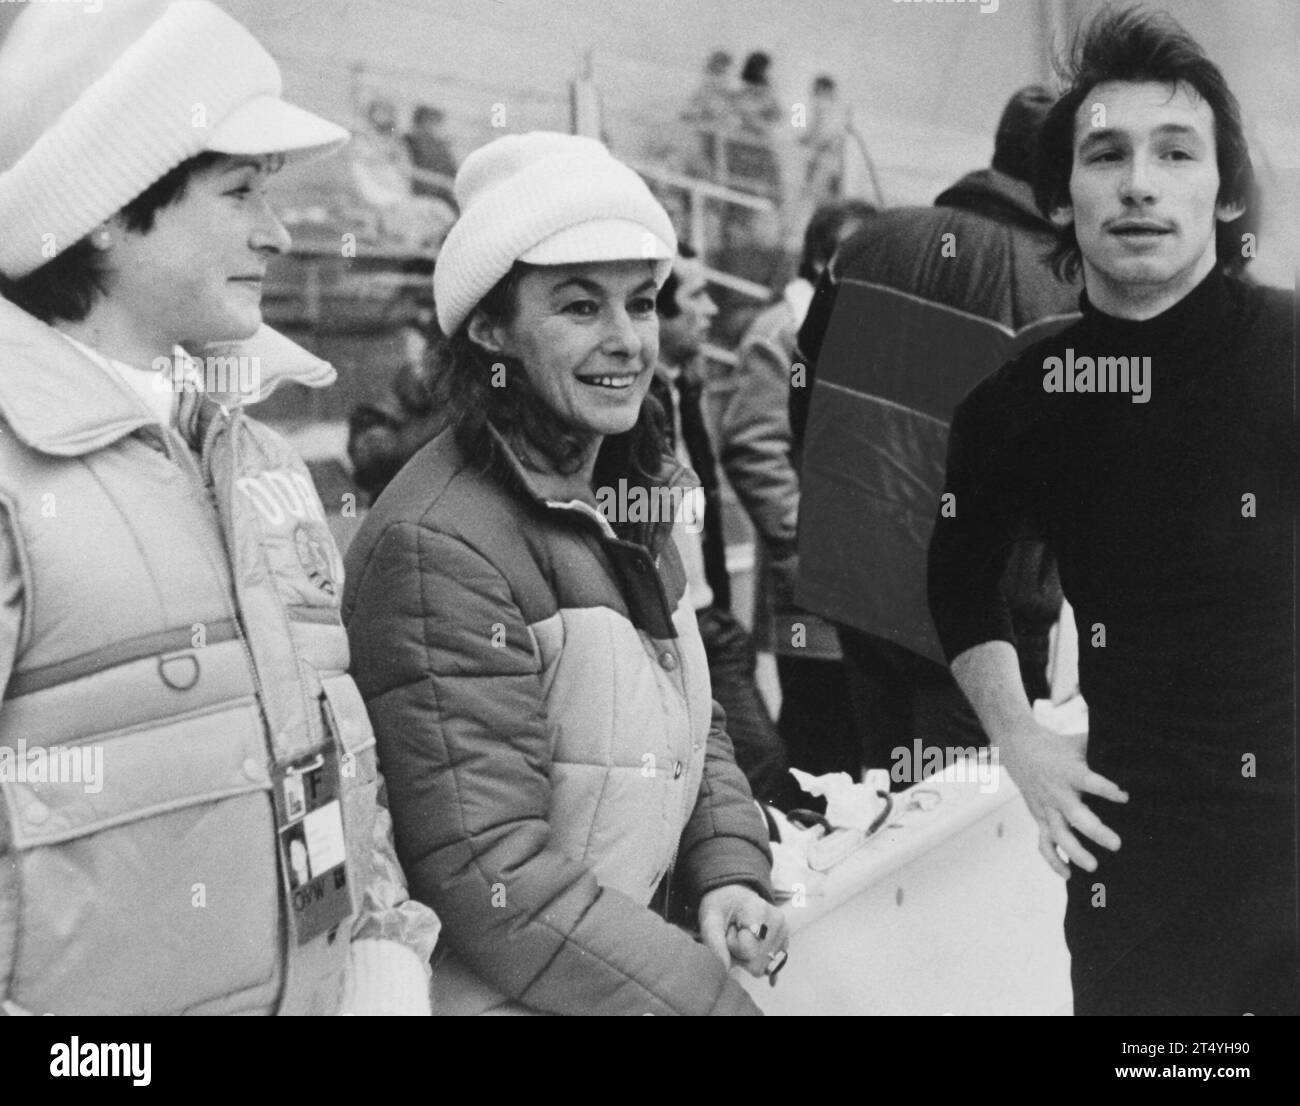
[698,884,789,979]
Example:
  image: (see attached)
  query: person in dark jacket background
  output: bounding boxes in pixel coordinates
[791,85,1078,786]
[717,201,877,781]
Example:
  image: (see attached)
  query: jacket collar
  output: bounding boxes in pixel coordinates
[485,421,696,555]
[0,296,335,457]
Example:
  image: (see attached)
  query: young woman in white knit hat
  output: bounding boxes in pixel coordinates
[0,0,439,1014]
[343,131,790,1016]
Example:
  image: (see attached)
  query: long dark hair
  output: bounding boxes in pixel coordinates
[433,261,670,498]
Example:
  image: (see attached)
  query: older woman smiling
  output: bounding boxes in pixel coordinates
[343,132,787,1016]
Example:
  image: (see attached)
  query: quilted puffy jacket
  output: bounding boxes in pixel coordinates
[343,424,775,1016]
[0,300,440,1015]
[792,168,1076,679]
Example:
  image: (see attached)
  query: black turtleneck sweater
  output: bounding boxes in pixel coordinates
[928,270,1295,795]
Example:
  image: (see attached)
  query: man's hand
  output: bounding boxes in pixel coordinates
[998,724,1128,878]
[698,884,789,978]
[950,642,1128,879]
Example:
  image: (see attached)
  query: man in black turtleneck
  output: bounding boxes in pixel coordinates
[928,8,1296,1016]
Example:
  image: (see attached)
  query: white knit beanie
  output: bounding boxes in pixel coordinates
[0,0,349,279]
[433,132,677,337]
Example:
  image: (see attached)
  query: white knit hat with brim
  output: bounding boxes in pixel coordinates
[434,132,677,337]
[0,0,349,279]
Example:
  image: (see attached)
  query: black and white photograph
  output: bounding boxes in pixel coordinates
[0,0,1294,1063]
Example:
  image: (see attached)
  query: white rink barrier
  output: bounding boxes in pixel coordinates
[740,759,1072,1015]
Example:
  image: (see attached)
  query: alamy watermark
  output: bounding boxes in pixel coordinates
[1043,348,1151,404]
[49,1038,150,1086]
[891,741,1000,793]
[594,479,705,533]
[151,352,261,398]
[0,738,103,794]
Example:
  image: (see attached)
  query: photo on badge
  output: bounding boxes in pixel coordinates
[281,772,306,823]
[282,824,312,890]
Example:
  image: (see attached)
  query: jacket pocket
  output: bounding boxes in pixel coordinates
[1,699,280,1015]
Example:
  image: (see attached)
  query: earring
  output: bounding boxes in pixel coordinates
[90,227,113,251]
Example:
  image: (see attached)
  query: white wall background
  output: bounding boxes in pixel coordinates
[2,0,1295,278]
[215,0,1297,280]
[212,1,1295,178]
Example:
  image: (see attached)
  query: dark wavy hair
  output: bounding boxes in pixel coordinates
[1033,5,1255,282]
[798,200,878,284]
[432,261,669,501]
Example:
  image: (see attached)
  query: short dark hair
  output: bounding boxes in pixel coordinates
[655,243,698,320]
[1033,6,1254,282]
[0,151,226,323]
[741,52,771,86]
[991,85,1055,183]
[799,199,877,283]
[436,262,668,495]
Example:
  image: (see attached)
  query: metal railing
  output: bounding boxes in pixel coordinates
[408,165,458,204]
[678,125,784,195]
[627,156,781,369]
[627,160,777,277]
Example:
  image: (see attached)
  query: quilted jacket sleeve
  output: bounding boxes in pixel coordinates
[0,513,22,1005]
[341,784,440,1015]
[349,784,440,957]
[678,701,776,905]
[347,521,763,1016]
